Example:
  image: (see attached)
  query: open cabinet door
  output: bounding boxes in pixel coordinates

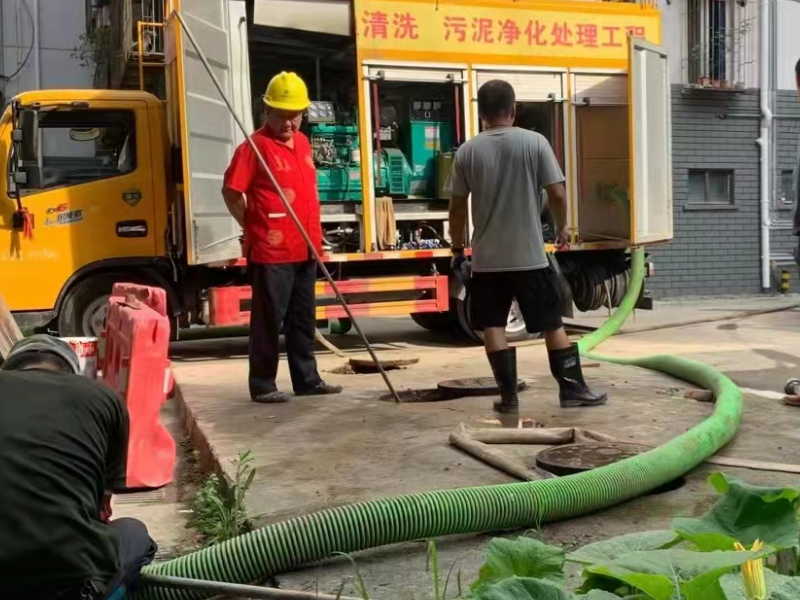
[629,38,673,245]
[171,0,254,265]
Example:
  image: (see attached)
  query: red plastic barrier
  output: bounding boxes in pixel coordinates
[111,282,168,316]
[102,289,175,489]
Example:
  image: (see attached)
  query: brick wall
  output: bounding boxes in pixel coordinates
[648,86,763,297]
[769,91,800,288]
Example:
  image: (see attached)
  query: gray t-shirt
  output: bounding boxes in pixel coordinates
[450,127,565,272]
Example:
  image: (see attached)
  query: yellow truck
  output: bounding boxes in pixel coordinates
[0,0,671,340]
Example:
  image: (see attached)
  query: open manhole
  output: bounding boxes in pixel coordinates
[380,377,528,403]
[535,442,685,494]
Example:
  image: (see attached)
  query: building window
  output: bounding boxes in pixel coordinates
[687,0,753,88]
[779,169,796,209]
[688,169,734,207]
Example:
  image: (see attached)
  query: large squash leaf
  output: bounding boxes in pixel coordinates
[584,548,770,600]
[471,577,572,600]
[472,577,623,600]
[673,472,800,552]
[567,531,678,565]
[470,536,565,593]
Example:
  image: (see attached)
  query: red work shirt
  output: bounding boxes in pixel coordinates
[223,128,322,264]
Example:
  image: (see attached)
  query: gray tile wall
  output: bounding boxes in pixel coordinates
[648,86,763,297]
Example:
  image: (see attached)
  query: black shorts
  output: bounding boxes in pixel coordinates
[469,268,563,333]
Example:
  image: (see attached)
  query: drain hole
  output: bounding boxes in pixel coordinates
[379,389,448,402]
[379,377,528,403]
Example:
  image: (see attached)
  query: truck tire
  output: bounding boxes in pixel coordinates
[410,310,453,331]
[57,273,148,337]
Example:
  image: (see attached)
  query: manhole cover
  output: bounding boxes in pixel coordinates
[437,377,527,398]
[536,442,652,475]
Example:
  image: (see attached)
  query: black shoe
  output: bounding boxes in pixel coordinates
[487,348,519,414]
[295,381,343,396]
[548,344,607,408]
[252,391,291,403]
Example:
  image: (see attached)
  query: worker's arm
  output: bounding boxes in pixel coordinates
[223,187,247,229]
[222,141,257,230]
[537,138,569,248]
[449,194,469,250]
[545,182,568,248]
[448,151,469,252]
[104,389,130,496]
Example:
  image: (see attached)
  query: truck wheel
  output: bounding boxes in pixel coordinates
[58,273,146,337]
[455,294,539,344]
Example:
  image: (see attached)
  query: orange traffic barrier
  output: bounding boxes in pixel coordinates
[102,284,175,489]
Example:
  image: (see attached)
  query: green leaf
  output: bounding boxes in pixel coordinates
[568,531,678,565]
[585,565,674,600]
[584,549,770,600]
[673,472,800,552]
[471,537,565,593]
[573,592,625,599]
[720,570,800,600]
[471,577,572,600]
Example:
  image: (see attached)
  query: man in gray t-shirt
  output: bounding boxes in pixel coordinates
[449,79,606,414]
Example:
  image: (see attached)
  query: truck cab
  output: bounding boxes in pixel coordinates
[1,90,173,334]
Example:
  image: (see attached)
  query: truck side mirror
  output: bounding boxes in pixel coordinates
[19,110,39,164]
[12,109,41,188]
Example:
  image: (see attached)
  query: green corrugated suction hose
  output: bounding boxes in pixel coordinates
[137,248,742,600]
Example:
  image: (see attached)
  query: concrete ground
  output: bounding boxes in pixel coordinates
[153,295,800,597]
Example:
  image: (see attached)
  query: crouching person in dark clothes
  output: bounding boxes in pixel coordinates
[0,335,156,599]
[222,71,342,403]
[448,80,607,414]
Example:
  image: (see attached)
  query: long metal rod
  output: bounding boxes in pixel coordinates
[141,573,360,600]
[173,11,400,402]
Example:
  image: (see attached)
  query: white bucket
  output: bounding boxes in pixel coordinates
[61,337,98,379]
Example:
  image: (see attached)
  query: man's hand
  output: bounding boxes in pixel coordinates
[450,247,466,272]
[555,227,570,250]
[100,491,112,523]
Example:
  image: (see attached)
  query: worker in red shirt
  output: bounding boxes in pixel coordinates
[222,72,342,403]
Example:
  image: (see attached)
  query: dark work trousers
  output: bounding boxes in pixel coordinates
[103,518,158,599]
[29,518,156,600]
[248,260,322,397]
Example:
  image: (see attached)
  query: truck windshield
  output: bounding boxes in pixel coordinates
[32,109,135,190]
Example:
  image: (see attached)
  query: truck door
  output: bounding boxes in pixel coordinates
[167,0,253,265]
[2,101,156,313]
[472,68,566,164]
[629,38,673,245]
[472,68,567,241]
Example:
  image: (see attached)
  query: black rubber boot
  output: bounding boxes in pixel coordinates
[548,344,607,408]
[487,348,519,414]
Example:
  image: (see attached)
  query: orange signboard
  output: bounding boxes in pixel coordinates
[355,0,660,65]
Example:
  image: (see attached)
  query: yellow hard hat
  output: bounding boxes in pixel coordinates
[263,71,311,111]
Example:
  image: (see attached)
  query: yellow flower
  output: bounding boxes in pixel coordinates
[734,539,766,600]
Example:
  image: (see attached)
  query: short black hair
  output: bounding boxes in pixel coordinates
[796,58,800,79]
[478,80,515,121]
[1,351,73,373]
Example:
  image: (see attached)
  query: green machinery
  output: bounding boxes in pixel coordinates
[310,101,454,201]
[404,120,453,197]
[311,124,362,202]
